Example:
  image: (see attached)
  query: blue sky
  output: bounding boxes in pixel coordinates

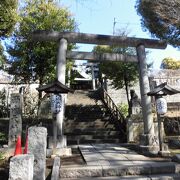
[60,0,180,68]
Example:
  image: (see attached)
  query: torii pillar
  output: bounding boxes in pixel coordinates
[56,38,68,148]
[136,44,159,155]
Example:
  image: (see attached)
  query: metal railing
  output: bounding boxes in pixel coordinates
[99,87,125,124]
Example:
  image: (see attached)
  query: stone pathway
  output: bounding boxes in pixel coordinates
[60,144,180,179]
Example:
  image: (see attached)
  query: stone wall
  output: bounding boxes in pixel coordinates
[127,115,159,143]
[106,70,180,106]
[149,69,180,103]
[106,79,140,105]
[107,70,180,143]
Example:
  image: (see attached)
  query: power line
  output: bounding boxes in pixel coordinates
[113,17,140,34]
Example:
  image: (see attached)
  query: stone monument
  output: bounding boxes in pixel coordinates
[8,93,22,149]
[28,126,47,180]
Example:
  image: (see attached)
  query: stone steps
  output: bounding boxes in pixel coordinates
[65,112,107,120]
[59,144,180,179]
[64,129,124,145]
[67,139,122,145]
[64,124,115,129]
[65,128,120,133]
[60,173,180,180]
[65,90,126,145]
[60,163,180,179]
[65,117,110,122]
[65,130,121,136]
[66,135,121,140]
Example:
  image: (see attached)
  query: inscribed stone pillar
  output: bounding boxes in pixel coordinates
[56,38,67,137]
[9,154,34,180]
[28,127,47,180]
[8,93,22,148]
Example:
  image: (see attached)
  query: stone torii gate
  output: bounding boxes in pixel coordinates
[31,31,167,155]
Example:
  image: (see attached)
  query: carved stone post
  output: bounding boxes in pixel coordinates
[136,44,158,155]
[8,93,22,149]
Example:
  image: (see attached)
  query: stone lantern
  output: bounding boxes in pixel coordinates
[147,82,180,156]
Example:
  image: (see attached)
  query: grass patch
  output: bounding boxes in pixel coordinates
[0,152,4,160]
[169,148,180,156]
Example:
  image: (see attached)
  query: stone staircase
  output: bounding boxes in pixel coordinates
[64,90,126,145]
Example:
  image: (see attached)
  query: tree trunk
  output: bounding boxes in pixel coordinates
[38,78,43,107]
[124,71,130,116]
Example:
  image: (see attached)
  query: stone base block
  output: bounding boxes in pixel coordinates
[139,145,159,156]
[140,134,159,146]
[53,148,72,157]
[139,134,159,156]
[158,150,171,157]
[47,148,72,157]
[9,154,34,180]
[60,166,102,178]
[48,135,67,149]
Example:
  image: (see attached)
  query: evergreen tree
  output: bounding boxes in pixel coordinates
[136,0,180,48]
[160,57,180,69]
[7,0,76,85]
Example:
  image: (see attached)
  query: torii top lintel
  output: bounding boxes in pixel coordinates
[31,30,167,49]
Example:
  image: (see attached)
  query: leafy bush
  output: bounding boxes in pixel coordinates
[118,103,129,118]
[0,152,4,160]
[0,132,6,142]
[23,86,39,118]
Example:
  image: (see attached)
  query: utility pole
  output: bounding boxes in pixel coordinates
[113,17,117,35]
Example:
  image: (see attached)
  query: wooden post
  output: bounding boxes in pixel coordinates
[52,115,57,150]
[157,114,163,151]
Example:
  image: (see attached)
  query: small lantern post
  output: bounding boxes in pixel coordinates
[155,95,167,152]
[37,80,74,151]
[147,82,180,156]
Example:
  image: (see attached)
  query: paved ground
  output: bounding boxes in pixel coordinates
[78,144,171,166]
[60,144,180,179]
